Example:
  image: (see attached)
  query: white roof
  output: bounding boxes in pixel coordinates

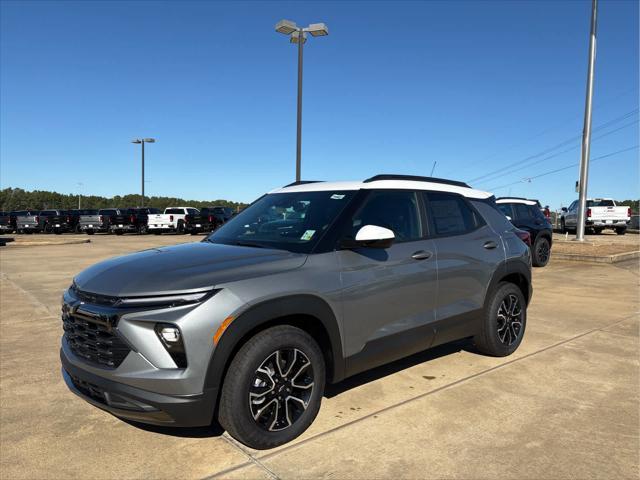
[496,198,537,206]
[269,179,493,200]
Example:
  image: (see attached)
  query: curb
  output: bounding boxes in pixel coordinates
[6,239,91,248]
[553,250,640,264]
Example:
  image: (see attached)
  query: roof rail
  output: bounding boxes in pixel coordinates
[282,180,324,188]
[363,174,470,188]
[496,196,529,201]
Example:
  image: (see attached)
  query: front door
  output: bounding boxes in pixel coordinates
[337,190,438,376]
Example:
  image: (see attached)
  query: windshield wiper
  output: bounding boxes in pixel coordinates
[232,241,267,249]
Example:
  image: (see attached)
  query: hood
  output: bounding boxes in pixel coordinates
[73,242,307,297]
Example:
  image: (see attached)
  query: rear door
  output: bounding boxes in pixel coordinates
[423,192,505,344]
[338,189,438,375]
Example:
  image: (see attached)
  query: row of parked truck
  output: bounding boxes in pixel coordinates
[0,206,235,235]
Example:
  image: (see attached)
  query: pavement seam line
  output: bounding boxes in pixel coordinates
[208,434,281,480]
[209,310,639,478]
[0,273,59,318]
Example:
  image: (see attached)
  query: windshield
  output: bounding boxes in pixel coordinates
[205,191,356,253]
[587,199,615,207]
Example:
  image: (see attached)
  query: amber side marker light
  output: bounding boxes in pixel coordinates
[214,316,235,345]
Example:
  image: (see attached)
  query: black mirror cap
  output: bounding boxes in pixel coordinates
[339,236,395,250]
[561,207,568,212]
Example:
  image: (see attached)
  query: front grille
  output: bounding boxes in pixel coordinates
[71,284,120,306]
[63,314,131,368]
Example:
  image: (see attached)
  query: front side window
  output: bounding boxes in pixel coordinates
[513,204,531,220]
[206,191,356,253]
[346,190,422,242]
[425,192,480,236]
[497,203,513,219]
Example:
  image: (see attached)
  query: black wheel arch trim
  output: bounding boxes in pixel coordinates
[486,258,532,307]
[203,294,346,393]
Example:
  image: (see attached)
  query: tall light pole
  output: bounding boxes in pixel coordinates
[132,138,156,207]
[575,0,598,241]
[275,20,329,182]
[77,182,83,209]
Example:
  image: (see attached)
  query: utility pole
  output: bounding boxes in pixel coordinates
[575,0,598,241]
[132,138,156,208]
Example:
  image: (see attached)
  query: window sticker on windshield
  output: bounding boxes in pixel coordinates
[301,230,316,241]
[330,194,345,200]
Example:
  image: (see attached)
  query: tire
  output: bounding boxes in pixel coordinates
[43,224,52,234]
[594,228,603,235]
[138,225,148,235]
[177,221,186,234]
[218,325,325,450]
[532,236,551,267]
[86,230,94,235]
[616,228,626,235]
[560,218,566,233]
[474,282,527,357]
[115,230,124,235]
[153,230,162,235]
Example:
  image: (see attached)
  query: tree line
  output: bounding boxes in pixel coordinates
[0,188,248,212]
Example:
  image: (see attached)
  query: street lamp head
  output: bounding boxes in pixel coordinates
[275,19,297,35]
[306,23,329,37]
[290,31,307,44]
[131,139,142,144]
[143,138,156,143]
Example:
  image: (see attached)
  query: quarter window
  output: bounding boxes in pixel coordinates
[424,192,480,236]
[513,204,531,220]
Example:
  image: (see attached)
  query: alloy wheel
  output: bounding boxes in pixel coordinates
[536,240,550,264]
[249,348,314,432]
[496,294,523,346]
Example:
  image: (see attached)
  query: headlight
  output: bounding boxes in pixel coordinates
[117,289,219,308]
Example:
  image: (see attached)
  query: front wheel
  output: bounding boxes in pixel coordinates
[474,282,527,357]
[532,236,550,267]
[218,325,325,450]
[616,228,627,235]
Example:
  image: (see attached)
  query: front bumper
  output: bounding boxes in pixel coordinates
[61,350,217,427]
[110,224,138,232]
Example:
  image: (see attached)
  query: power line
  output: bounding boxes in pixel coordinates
[467,108,638,184]
[472,119,638,186]
[472,87,638,165]
[487,145,639,191]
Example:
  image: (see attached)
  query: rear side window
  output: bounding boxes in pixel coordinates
[424,192,481,236]
[187,208,199,215]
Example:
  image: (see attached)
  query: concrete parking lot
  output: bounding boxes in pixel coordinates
[1,234,638,479]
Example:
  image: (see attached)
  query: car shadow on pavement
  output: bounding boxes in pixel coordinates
[324,338,471,398]
[121,418,225,438]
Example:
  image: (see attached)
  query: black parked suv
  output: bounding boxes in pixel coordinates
[496,197,552,267]
[110,207,160,235]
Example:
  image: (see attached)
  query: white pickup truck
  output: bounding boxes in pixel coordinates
[561,198,631,235]
[147,207,199,234]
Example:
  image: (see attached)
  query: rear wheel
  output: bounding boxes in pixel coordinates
[177,221,186,234]
[616,227,627,235]
[86,230,94,235]
[218,325,325,450]
[115,230,124,235]
[474,282,527,357]
[532,236,550,267]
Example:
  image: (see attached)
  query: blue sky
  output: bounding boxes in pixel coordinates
[1,0,638,207]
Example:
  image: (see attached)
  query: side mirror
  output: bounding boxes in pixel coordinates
[561,207,568,212]
[341,225,395,249]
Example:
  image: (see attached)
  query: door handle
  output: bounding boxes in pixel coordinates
[411,250,432,260]
[483,241,497,250]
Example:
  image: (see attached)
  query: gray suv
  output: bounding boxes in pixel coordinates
[60,174,532,449]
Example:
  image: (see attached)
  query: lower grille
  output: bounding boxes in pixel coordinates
[69,374,107,405]
[63,314,131,368]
